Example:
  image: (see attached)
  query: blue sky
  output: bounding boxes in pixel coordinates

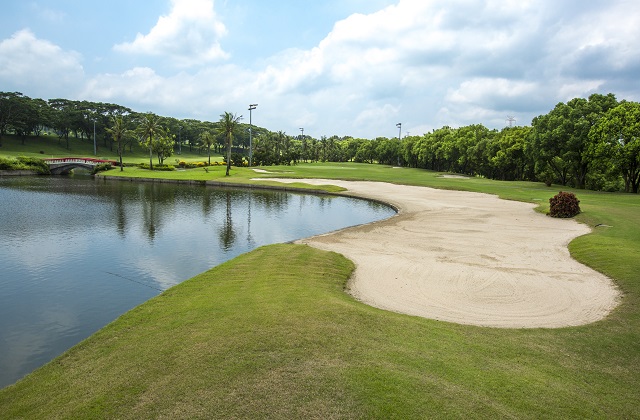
[1,0,639,139]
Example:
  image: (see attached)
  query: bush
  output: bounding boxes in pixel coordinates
[15,156,50,174]
[549,191,581,218]
[231,152,245,167]
[137,163,176,171]
[92,163,112,174]
[154,164,175,171]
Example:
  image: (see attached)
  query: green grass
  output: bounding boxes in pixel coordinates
[0,133,223,165]
[1,155,640,417]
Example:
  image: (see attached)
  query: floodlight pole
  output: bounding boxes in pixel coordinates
[249,104,257,166]
[396,122,402,166]
[93,119,97,156]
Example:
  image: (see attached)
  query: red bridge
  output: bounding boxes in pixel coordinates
[44,157,119,175]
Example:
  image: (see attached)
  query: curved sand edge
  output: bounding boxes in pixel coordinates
[259,179,621,328]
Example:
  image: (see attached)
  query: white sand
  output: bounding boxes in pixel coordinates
[258,179,621,328]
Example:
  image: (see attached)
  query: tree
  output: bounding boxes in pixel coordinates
[137,113,164,170]
[0,92,29,144]
[490,126,532,180]
[373,137,397,165]
[48,98,81,150]
[31,98,53,137]
[531,94,618,188]
[589,101,640,193]
[217,112,243,176]
[354,139,376,164]
[11,94,40,144]
[154,134,174,165]
[105,115,130,171]
[200,130,215,165]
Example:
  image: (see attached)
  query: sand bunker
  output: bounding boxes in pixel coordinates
[258,179,620,328]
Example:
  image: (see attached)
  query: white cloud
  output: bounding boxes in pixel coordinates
[2,0,639,138]
[113,0,228,68]
[81,64,256,119]
[0,29,84,97]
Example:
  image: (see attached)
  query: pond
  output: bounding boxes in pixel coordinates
[0,175,395,388]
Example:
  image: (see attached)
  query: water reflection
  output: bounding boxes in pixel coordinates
[219,191,236,250]
[0,176,394,388]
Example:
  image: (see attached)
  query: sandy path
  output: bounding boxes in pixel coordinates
[258,179,620,328]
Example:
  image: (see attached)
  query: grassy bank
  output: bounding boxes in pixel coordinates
[1,162,639,418]
[0,133,223,165]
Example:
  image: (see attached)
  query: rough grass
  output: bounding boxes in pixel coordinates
[1,160,639,418]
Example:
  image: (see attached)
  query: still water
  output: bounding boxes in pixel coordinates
[0,176,395,388]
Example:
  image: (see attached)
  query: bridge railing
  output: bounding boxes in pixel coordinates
[44,157,118,166]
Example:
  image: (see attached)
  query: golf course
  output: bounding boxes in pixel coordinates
[0,150,639,418]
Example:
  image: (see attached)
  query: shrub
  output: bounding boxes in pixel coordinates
[16,156,50,174]
[0,157,13,170]
[549,191,581,218]
[155,164,175,171]
[137,163,175,171]
[0,157,50,174]
[231,152,245,167]
[92,163,112,174]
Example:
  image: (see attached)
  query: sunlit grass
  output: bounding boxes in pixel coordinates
[1,154,639,417]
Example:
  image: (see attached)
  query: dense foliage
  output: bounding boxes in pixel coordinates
[1,91,638,191]
[0,156,50,174]
[549,191,581,218]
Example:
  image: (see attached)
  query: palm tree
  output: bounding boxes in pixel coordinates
[217,112,243,176]
[105,115,129,171]
[137,113,164,170]
[199,130,215,165]
[276,130,285,164]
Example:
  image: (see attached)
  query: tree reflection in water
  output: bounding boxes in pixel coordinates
[219,190,236,250]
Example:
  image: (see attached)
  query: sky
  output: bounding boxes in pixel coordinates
[1,0,639,139]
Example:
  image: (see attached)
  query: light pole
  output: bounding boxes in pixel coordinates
[248,104,257,166]
[299,127,304,138]
[178,126,182,155]
[396,122,401,166]
[93,119,97,156]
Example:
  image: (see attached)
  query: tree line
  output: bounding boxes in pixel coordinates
[1,91,638,191]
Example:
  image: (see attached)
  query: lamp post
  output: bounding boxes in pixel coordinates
[299,127,304,138]
[178,126,182,155]
[93,119,97,156]
[396,122,401,166]
[248,104,257,166]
